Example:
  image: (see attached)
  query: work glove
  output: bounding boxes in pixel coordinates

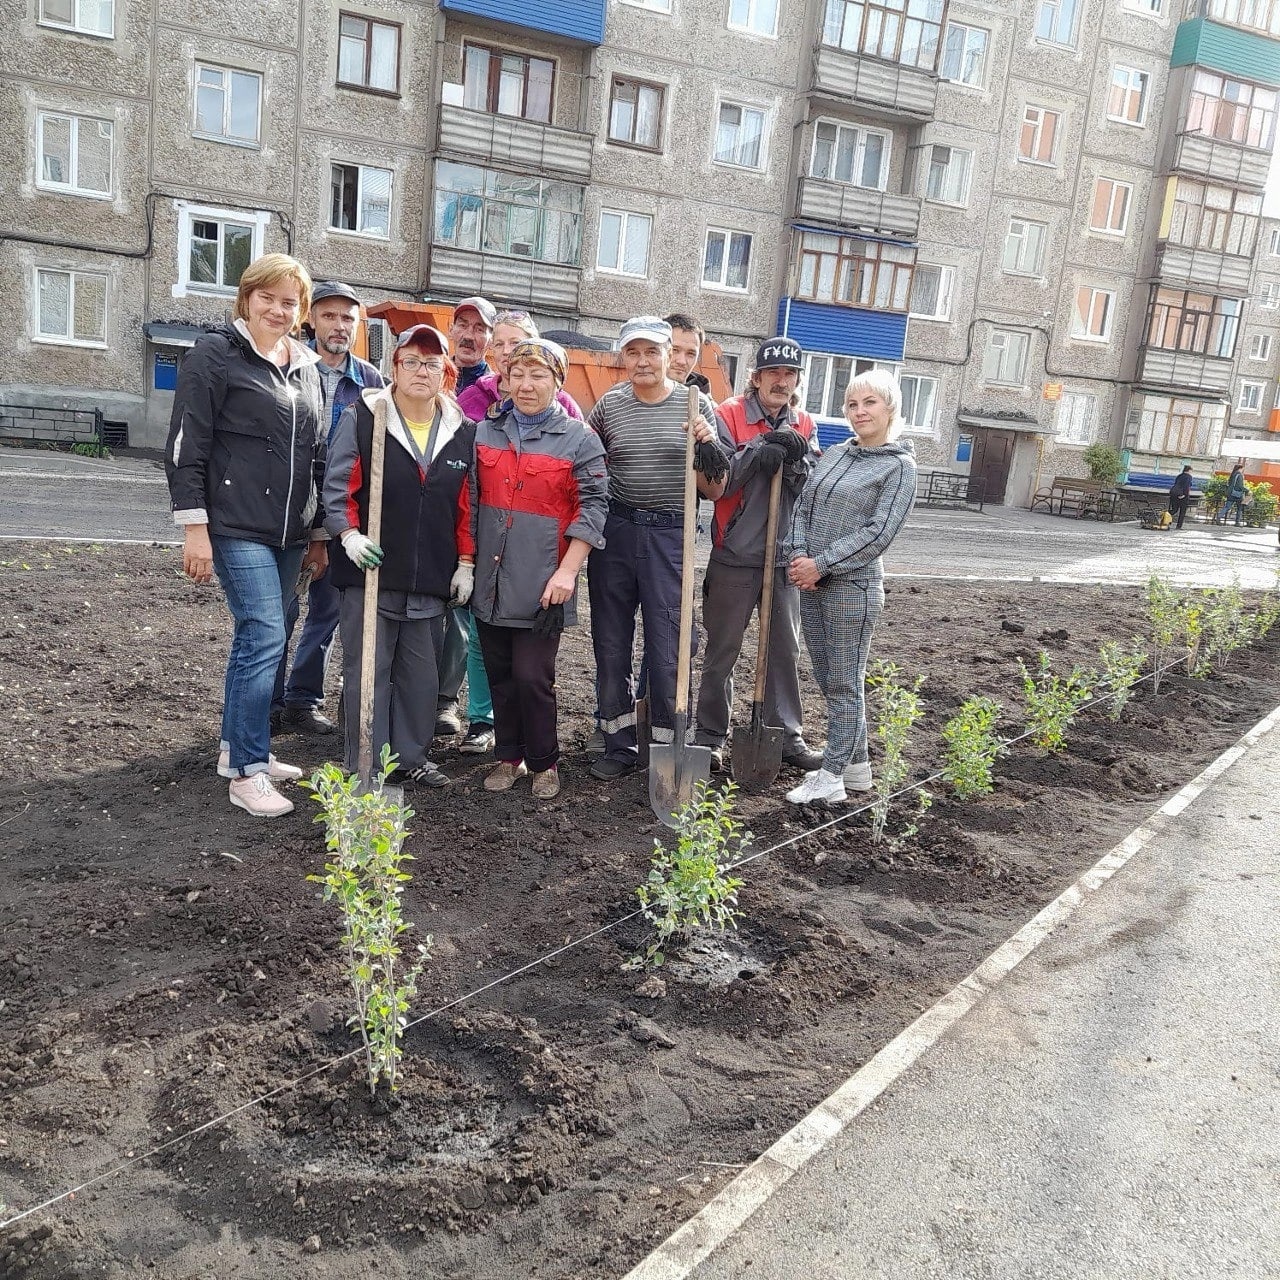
[449,563,474,607]
[754,441,787,477]
[693,439,729,484]
[340,529,383,570]
[762,427,808,465]
[531,603,564,638]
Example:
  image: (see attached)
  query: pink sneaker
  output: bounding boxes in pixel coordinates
[218,751,303,781]
[228,773,295,817]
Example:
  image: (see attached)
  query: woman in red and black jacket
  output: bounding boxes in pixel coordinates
[323,324,476,788]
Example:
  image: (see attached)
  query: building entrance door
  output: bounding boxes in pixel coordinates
[968,428,1016,505]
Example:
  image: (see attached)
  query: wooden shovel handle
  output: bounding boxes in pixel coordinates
[752,467,783,705]
[674,385,700,718]
[358,397,388,785]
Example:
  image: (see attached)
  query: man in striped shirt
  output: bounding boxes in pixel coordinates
[586,316,730,780]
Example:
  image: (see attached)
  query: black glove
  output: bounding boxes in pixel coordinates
[762,428,808,465]
[755,442,786,476]
[693,439,729,484]
[532,603,565,638]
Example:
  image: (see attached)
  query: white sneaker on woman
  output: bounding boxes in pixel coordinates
[785,769,847,806]
[842,761,873,791]
[228,773,295,817]
[218,751,303,781]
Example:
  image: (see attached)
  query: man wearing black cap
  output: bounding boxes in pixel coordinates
[274,281,386,735]
[695,335,823,773]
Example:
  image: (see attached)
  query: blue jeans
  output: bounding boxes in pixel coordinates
[212,536,305,775]
[1217,496,1244,525]
[274,571,341,709]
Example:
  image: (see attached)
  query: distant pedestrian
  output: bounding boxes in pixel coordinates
[1216,463,1246,527]
[1168,465,1194,530]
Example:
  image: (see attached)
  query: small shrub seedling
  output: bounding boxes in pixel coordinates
[1145,574,1181,695]
[941,695,1005,801]
[1017,651,1093,753]
[1097,638,1147,721]
[1252,572,1280,640]
[1201,578,1253,674]
[867,659,927,844]
[305,749,429,1096]
[1178,596,1207,677]
[629,781,748,970]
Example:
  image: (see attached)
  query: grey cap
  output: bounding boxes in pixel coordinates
[453,296,497,327]
[619,315,673,348]
[310,280,362,306]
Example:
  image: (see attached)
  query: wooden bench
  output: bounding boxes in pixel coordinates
[1030,476,1106,518]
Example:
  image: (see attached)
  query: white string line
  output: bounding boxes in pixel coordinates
[0,646,1231,1231]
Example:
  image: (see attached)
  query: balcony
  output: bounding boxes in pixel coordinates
[1136,346,1234,396]
[810,45,939,120]
[439,0,604,45]
[1173,132,1273,189]
[437,105,594,182]
[795,177,920,239]
[428,246,580,313]
[1154,243,1254,293]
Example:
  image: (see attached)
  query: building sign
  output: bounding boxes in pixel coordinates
[956,432,973,464]
[154,353,178,392]
[1042,382,1062,401]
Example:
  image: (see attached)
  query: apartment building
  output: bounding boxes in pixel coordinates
[3,0,1279,502]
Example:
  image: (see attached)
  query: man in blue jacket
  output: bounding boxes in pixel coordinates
[273,281,386,734]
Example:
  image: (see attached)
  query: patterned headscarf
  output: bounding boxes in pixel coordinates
[508,338,568,387]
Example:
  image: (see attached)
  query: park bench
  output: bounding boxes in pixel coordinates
[1029,476,1119,519]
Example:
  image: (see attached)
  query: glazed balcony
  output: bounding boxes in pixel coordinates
[1154,243,1254,293]
[810,45,939,121]
[1173,132,1273,189]
[1136,346,1234,396]
[795,176,921,239]
[437,105,594,182]
[427,246,580,313]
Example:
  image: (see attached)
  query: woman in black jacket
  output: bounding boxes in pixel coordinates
[166,253,326,818]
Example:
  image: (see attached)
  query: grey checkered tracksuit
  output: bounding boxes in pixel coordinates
[785,439,917,774]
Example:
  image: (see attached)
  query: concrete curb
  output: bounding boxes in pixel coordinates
[623,698,1280,1280]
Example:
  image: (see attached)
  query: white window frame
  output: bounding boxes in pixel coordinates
[597,208,652,278]
[1034,0,1078,45]
[726,0,778,38]
[1259,281,1280,310]
[983,328,1031,386]
[713,100,769,170]
[1002,217,1048,277]
[32,267,108,348]
[37,0,113,37]
[329,162,392,239]
[1237,380,1266,412]
[939,22,987,87]
[193,63,263,147]
[173,201,270,298]
[1055,391,1096,446]
[1122,0,1163,16]
[1089,177,1133,236]
[810,118,890,191]
[923,144,973,207]
[1108,66,1150,126]
[802,352,898,420]
[36,111,114,199]
[1019,106,1060,165]
[1248,333,1273,361]
[1269,226,1280,255]
[909,264,954,321]
[1071,286,1116,342]
[899,374,939,434]
[619,0,672,11]
[702,227,753,292]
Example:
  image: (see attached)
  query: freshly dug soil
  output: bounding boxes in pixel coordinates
[2,541,1277,1279]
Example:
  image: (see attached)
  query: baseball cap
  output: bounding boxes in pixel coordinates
[755,336,803,369]
[310,280,362,306]
[453,296,497,327]
[619,316,673,348]
[394,324,450,356]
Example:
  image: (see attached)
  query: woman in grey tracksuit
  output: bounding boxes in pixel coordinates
[784,369,917,805]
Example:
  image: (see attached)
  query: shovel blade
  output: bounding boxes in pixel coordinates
[649,740,713,828]
[730,721,787,792]
[635,695,650,769]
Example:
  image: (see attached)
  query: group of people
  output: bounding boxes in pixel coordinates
[165,253,917,818]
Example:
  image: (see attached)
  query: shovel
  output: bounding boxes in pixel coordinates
[731,467,786,791]
[649,387,713,827]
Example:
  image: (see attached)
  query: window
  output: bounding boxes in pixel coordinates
[598,209,652,276]
[1165,179,1261,256]
[330,163,391,237]
[1248,333,1273,360]
[822,0,944,70]
[608,78,663,150]
[909,264,953,320]
[1237,380,1266,412]
[923,144,973,205]
[1089,178,1133,234]
[33,268,107,345]
[1202,0,1280,37]
[463,45,553,123]
[1259,282,1280,309]
[1002,218,1048,276]
[1125,393,1226,457]
[703,228,752,290]
[982,329,1031,385]
[1186,70,1277,150]
[1056,391,1095,445]
[796,231,915,311]
[38,0,113,37]
[714,102,767,168]
[1019,106,1060,164]
[810,120,888,189]
[1034,0,1078,43]
[1123,0,1163,14]
[37,112,113,197]
[1108,67,1150,125]
[939,22,987,86]
[1146,287,1241,357]
[433,162,583,266]
[1071,286,1116,341]
[194,65,261,145]
[338,13,400,94]
[621,0,672,11]
[722,353,740,391]
[802,353,892,418]
[728,0,778,37]
[899,374,938,432]
[176,202,268,295]
[1269,227,1280,254]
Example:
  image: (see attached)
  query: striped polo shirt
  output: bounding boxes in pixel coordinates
[587,381,718,512]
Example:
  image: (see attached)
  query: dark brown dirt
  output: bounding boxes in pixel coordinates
[1,541,1277,1279]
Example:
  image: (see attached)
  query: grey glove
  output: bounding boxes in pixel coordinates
[450,563,474,607]
[340,530,383,570]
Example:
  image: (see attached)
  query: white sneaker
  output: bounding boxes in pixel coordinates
[786,769,847,806]
[228,773,295,817]
[218,750,303,781]
[842,761,873,791]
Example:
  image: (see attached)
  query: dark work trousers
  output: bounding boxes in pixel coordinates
[694,561,806,753]
[337,588,443,774]
[587,508,696,765]
[1168,493,1190,529]
[475,620,561,773]
[437,605,469,708]
[273,571,341,710]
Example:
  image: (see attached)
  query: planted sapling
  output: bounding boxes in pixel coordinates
[866,659,927,844]
[1145,574,1181,695]
[941,695,1005,800]
[1202,578,1253,673]
[1097,638,1147,721]
[1017,651,1093,753]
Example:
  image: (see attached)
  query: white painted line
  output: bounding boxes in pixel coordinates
[624,698,1280,1280]
[0,469,166,485]
[0,535,180,546]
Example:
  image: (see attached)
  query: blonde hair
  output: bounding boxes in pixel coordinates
[844,368,906,440]
[233,253,313,327]
[494,310,539,340]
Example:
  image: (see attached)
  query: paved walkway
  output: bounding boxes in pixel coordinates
[630,709,1280,1280]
